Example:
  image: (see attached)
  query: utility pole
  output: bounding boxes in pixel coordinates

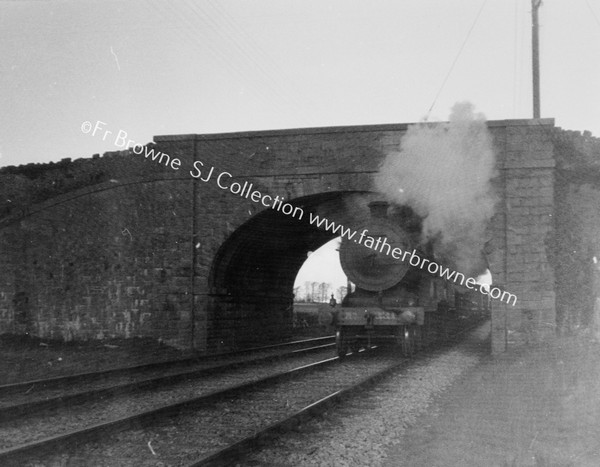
[532,0,542,118]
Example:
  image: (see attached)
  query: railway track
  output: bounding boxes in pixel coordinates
[0,337,335,422]
[194,354,407,467]
[1,347,397,466]
[0,335,335,397]
[196,321,488,466]
[0,323,486,466]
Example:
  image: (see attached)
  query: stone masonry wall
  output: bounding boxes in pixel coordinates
[487,121,557,352]
[0,152,197,349]
[2,119,595,353]
[551,129,600,333]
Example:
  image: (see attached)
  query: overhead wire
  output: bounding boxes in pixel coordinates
[584,0,600,30]
[518,0,529,118]
[527,0,600,188]
[424,0,489,120]
[512,0,519,117]
[513,0,529,119]
[531,0,600,130]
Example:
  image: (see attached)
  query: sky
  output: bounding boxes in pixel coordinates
[294,237,493,300]
[295,238,348,296]
[1,0,599,169]
[1,0,599,294]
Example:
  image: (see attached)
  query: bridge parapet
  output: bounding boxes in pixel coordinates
[1,119,598,353]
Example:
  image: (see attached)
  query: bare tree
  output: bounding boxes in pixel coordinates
[310,282,319,302]
[320,282,331,302]
[304,281,311,302]
[336,286,347,303]
[293,286,300,302]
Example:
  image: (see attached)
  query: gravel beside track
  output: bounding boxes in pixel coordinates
[241,322,490,466]
[385,328,600,466]
[0,349,335,450]
[21,352,406,466]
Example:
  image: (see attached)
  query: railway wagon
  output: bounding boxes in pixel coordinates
[330,201,488,357]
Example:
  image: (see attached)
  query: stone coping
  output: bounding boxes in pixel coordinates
[154,118,557,142]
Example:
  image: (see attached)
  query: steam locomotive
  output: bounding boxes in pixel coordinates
[331,200,489,357]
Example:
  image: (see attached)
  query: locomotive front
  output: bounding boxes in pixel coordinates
[333,201,427,357]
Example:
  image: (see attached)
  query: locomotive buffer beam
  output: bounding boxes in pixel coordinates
[334,306,424,327]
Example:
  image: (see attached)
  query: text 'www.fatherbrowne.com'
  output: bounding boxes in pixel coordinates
[305,213,516,306]
[81,120,517,306]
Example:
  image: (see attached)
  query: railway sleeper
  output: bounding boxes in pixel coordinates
[335,325,421,358]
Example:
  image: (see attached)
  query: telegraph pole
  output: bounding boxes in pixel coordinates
[532,0,542,118]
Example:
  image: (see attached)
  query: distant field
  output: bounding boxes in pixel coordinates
[293,302,334,331]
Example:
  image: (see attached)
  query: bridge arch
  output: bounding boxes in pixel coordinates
[206,191,372,349]
[2,119,591,354]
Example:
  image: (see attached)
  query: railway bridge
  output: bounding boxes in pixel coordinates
[1,119,599,353]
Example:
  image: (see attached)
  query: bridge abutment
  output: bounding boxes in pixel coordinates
[1,120,599,353]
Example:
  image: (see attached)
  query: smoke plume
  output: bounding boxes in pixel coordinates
[375,102,497,276]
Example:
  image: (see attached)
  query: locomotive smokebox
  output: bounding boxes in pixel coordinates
[339,200,413,295]
[368,200,389,219]
[332,197,426,357]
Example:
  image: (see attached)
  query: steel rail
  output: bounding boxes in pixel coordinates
[0,342,335,421]
[0,355,341,465]
[189,355,406,467]
[0,322,487,465]
[190,319,490,466]
[0,335,335,396]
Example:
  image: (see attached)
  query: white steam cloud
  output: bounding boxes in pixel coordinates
[375,102,497,277]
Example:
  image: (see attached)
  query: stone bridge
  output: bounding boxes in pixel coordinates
[1,119,599,353]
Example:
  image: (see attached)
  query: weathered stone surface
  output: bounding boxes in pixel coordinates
[1,119,599,353]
